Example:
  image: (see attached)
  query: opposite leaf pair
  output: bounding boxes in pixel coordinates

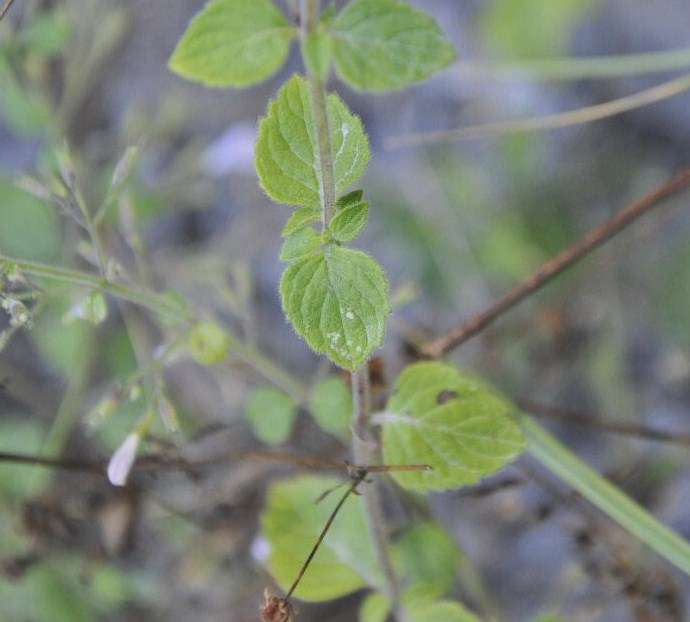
[169,0,456,91]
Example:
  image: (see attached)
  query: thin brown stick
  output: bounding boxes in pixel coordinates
[0,448,429,477]
[0,451,103,473]
[284,468,368,601]
[0,0,17,23]
[517,400,690,447]
[421,165,690,358]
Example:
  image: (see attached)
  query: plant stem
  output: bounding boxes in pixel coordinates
[297,0,404,614]
[0,255,192,323]
[299,0,337,226]
[352,366,406,621]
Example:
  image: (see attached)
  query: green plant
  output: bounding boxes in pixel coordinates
[3,1,690,621]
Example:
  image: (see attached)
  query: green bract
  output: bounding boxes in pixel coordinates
[168,0,295,87]
[261,474,381,600]
[280,246,390,370]
[331,0,456,91]
[255,74,369,207]
[381,362,525,491]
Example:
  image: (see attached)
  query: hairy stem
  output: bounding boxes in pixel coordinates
[352,367,405,620]
[299,0,336,226]
[297,0,405,614]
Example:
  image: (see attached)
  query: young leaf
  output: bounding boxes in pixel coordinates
[246,387,297,445]
[336,188,364,210]
[380,362,525,491]
[281,207,321,237]
[255,74,369,207]
[261,474,382,600]
[280,246,390,370]
[169,0,295,87]
[309,375,352,438]
[331,0,456,91]
[329,200,368,243]
[279,226,322,261]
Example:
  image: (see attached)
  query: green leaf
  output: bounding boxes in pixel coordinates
[279,226,322,261]
[261,474,381,600]
[309,375,352,438]
[407,599,480,622]
[255,74,370,207]
[280,246,390,370]
[331,0,456,91]
[337,189,364,209]
[188,321,232,365]
[168,0,295,87]
[359,592,389,622]
[246,387,297,444]
[392,521,459,593]
[281,207,321,236]
[329,200,368,243]
[380,362,525,491]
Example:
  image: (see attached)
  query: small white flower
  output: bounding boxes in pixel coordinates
[107,433,140,486]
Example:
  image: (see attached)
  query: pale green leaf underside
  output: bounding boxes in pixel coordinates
[331,0,456,91]
[255,74,369,207]
[261,474,381,600]
[169,0,295,87]
[382,362,525,491]
[280,246,389,370]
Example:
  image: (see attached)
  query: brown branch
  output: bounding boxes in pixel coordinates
[421,165,690,358]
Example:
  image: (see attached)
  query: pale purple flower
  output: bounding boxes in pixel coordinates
[107,433,140,486]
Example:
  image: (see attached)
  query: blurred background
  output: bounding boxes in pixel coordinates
[1,0,690,620]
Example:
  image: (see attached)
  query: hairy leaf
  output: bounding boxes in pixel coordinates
[331,0,456,91]
[381,362,525,491]
[280,246,389,370]
[336,188,364,210]
[261,474,381,600]
[169,0,295,87]
[281,207,321,237]
[279,227,322,261]
[255,74,369,207]
[246,387,297,444]
[329,200,368,243]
